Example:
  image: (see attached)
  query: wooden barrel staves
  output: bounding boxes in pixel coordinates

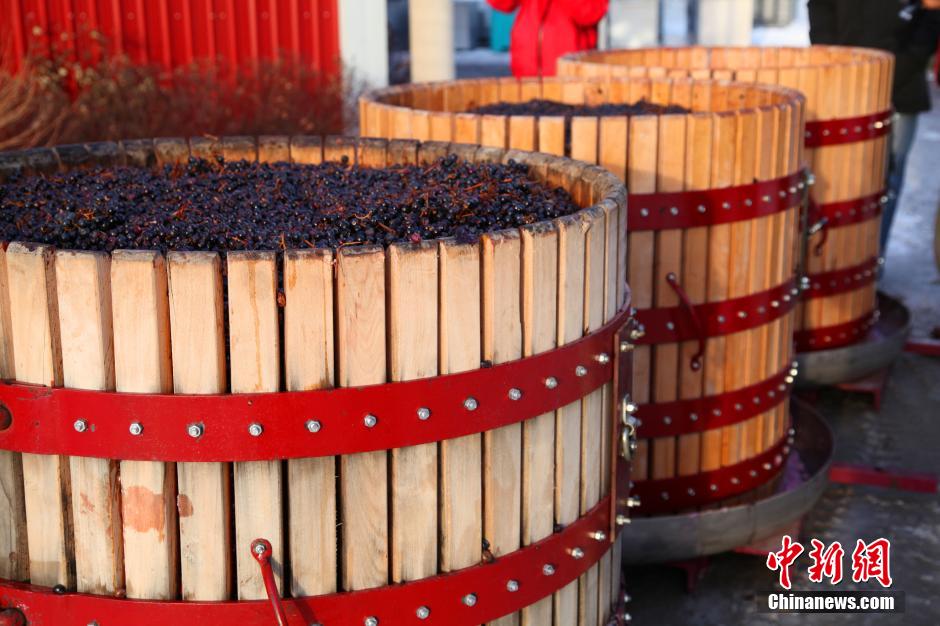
[360,76,806,517]
[0,136,634,624]
[557,46,894,354]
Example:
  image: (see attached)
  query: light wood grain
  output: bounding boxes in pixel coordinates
[7,242,73,588]
[167,251,231,600]
[56,251,124,594]
[111,250,177,600]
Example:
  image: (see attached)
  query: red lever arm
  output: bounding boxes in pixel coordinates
[665,272,705,372]
[251,538,289,626]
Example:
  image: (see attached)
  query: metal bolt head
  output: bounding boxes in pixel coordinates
[616,514,630,526]
[626,496,641,508]
[624,401,638,414]
[129,422,143,436]
[416,606,430,619]
[629,325,646,340]
[591,530,607,541]
[506,579,520,592]
[363,414,378,428]
[74,419,87,433]
[187,423,203,438]
[248,423,263,437]
[624,592,632,603]
[544,377,558,389]
[364,617,379,626]
[570,547,585,559]
[306,419,322,433]
[623,612,633,622]
[620,340,634,352]
[542,563,556,576]
[575,365,587,377]
[508,388,522,401]
[464,397,478,411]
[463,593,477,607]
[417,407,431,420]
[253,542,266,555]
[596,352,610,364]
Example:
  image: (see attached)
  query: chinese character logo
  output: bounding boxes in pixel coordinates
[766,535,804,589]
[851,538,893,588]
[807,539,845,585]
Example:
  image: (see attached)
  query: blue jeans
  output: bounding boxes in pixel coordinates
[881,112,919,254]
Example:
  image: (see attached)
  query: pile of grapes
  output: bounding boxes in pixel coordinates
[0,155,580,252]
[469,98,690,117]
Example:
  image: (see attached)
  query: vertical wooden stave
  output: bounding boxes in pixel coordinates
[112,250,177,600]
[0,244,28,582]
[227,251,284,599]
[7,242,73,589]
[284,248,337,597]
[167,251,231,600]
[337,246,389,591]
[55,251,124,594]
[388,241,439,584]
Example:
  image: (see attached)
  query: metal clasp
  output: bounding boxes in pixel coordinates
[619,396,638,461]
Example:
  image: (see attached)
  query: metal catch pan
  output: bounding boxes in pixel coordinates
[622,401,832,564]
[796,293,911,387]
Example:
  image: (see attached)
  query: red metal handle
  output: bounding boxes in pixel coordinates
[251,539,288,626]
[665,273,704,371]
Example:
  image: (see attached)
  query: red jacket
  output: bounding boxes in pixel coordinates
[487,0,608,77]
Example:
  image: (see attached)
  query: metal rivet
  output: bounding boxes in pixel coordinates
[464,397,478,411]
[764,462,772,470]
[253,542,266,556]
[661,492,670,500]
[417,407,431,420]
[663,416,672,425]
[187,423,204,438]
[734,403,743,411]
[571,547,585,559]
[669,207,679,216]
[697,204,706,213]
[737,311,747,319]
[629,326,646,341]
[508,388,523,401]
[129,422,143,436]
[785,376,795,384]
[717,315,726,323]
[306,419,321,433]
[544,377,558,389]
[591,530,607,541]
[626,496,641,508]
[689,413,698,422]
[507,579,520,592]
[74,419,88,433]
[364,414,378,428]
[620,341,634,352]
[463,594,477,607]
[745,198,753,206]
[771,300,780,308]
[624,592,632,603]
[750,469,758,477]
[687,488,696,496]
[731,477,740,485]
[762,195,771,202]
[416,606,431,619]
[624,401,638,414]
[710,484,718,492]
[713,409,722,417]
[666,321,675,331]
[640,208,649,217]
[248,423,263,437]
[722,202,731,210]
[543,564,556,576]
[365,617,379,626]
[596,353,610,364]
[575,365,588,377]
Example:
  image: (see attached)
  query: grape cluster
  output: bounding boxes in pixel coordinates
[469,98,690,117]
[0,155,580,252]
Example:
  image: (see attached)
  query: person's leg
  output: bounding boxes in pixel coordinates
[880,112,920,253]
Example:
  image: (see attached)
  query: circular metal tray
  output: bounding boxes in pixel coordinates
[622,402,832,564]
[796,292,911,387]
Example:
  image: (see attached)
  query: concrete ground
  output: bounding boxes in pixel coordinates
[621,85,940,626]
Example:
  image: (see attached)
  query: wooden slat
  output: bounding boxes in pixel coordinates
[56,251,123,594]
[439,240,483,572]
[167,251,231,600]
[553,214,587,626]
[284,249,337,597]
[7,242,73,588]
[508,115,536,151]
[481,228,523,626]
[112,250,176,600]
[388,242,438,584]
[337,246,389,591]
[520,221,558,626]
[227,251,283,599]
[570,117,599,165]
[537,116,566,157]
[0,245,27,582]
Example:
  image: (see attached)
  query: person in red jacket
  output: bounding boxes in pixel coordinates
[486,0,609,77]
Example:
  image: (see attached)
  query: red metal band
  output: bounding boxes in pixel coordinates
[635,367,793,439]
[0,308,634,463]
[0,497,616,626]
[794,311,879,353]
[812,190,886,229]
[634,279,799,345]
[627,170,804,232]
[632,434,790,515]
[803,257,879,300]
[804,110,893,148]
